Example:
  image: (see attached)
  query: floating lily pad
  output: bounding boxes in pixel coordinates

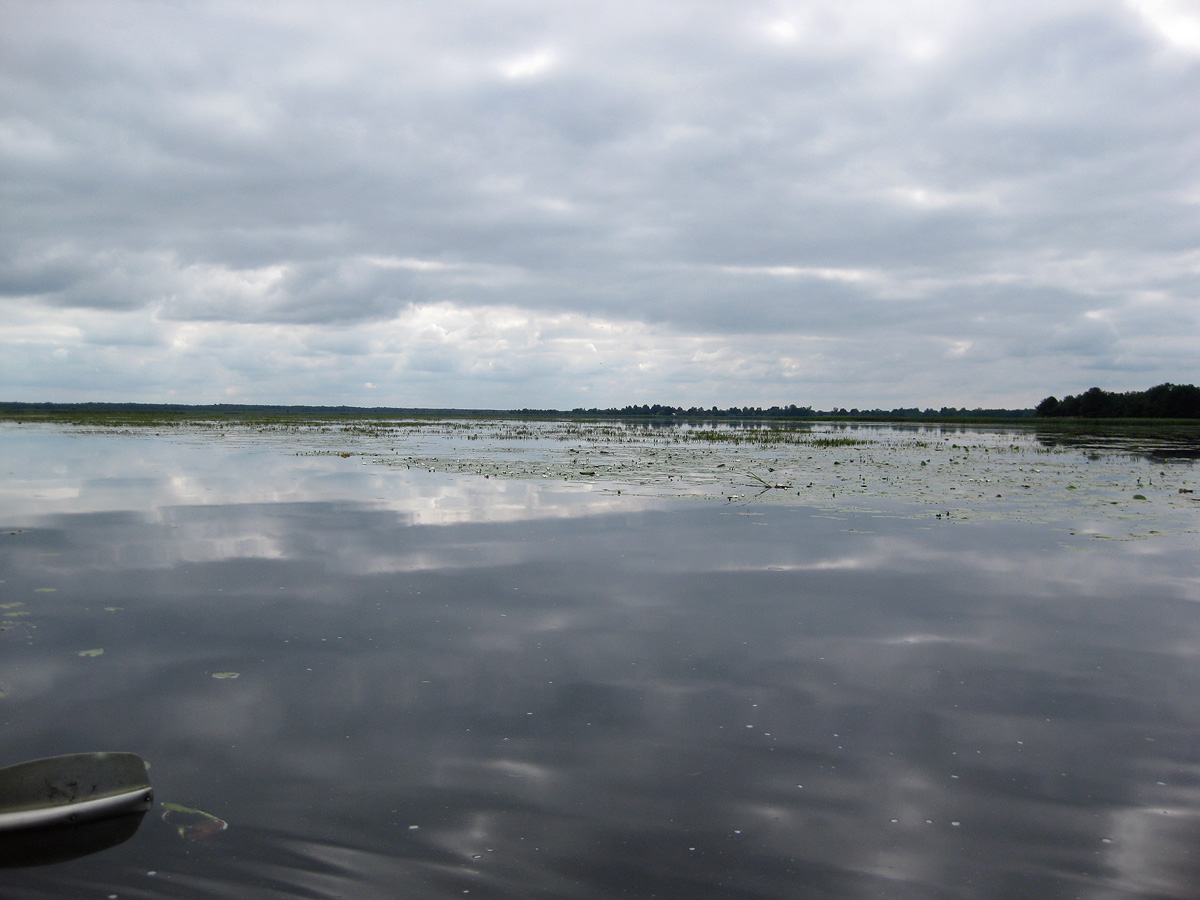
[77,648,104,657]
[161,802,229,840]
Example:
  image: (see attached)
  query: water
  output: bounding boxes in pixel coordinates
[2,422,1199,898]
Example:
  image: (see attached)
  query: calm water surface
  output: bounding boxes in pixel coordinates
[2,423,1199,899]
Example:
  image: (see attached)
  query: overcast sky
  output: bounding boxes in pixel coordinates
[2,0,1198,409]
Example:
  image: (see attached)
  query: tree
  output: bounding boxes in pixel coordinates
[1034,384,1200,418]
[1035,396,1059,417]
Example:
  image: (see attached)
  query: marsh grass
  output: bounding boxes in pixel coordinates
[680,429,861,447]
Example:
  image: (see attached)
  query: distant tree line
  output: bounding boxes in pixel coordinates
[2,400,1041,422]
[569,404,1033,420]
[1035,384,1200,418]
[0,402,503,419]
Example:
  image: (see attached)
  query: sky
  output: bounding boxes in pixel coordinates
[2,0,1198,410]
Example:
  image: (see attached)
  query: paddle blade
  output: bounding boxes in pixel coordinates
[0,752,153,833]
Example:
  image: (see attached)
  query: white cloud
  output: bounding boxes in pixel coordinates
[499,49,559,81]
[1128,0,1200,52]
[718,265,875,283]
[886,185,1002,211]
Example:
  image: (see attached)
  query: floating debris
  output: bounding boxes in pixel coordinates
[77,649,104,657]
[160,802,228,840]
[212,672,239,679]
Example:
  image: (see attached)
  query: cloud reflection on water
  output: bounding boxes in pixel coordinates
[2,429,1200,898]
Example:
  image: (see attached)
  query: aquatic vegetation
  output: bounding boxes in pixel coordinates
[10,415,1196,539]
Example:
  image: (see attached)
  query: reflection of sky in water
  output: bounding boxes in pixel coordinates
[0,424,648,530]
[2,427,1200,898]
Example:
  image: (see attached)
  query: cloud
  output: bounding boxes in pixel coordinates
[1128,0,1200,52]
[2,0,1198,406]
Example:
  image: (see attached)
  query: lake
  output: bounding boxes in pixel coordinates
[2,418,1199,899]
